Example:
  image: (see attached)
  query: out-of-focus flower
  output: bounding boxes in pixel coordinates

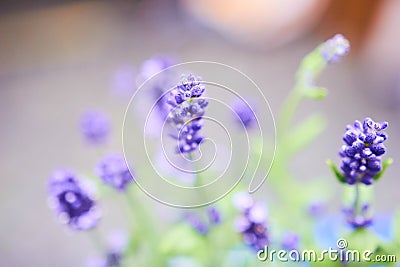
[186,206,221,234]
[187,213,209,235]
[48,169,100,230]
[281,232,300,251]
[86,230,127,267]
[339,117,388,185]
[234,193,269,251]
[207,206,222,225]
[80,110,111,145]
[320,34,350,64]
[110,65,136,97]
[167,74,208,153]
[342,204,373,229]
[95,153,134,192]
[231,99,257,129]
[140,55,176,80]
[139,55,178,138]
[233,192,254,211]
[307,201,326,217]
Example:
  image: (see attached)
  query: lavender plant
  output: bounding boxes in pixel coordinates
[47,35,400,267]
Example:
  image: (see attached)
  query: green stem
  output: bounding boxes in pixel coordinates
[125,189,166,267]
[277,88,303,138]
[354,183,360,216]
[189,153,200,187]
[188,153,219,267]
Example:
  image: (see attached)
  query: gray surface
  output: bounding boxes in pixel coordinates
[1,1,399,266]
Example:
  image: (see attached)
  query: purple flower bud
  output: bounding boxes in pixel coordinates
[140,55,176,80]
[320,34,350,64]
[95,153,134,192]
[343,130,357,145]
[187,213,209,235]
[232,99,257,129]
[207,206,222,225]
[80,110,110,145]
[370,144,385,156]
[339,118,388,185]
[48,169,100,230]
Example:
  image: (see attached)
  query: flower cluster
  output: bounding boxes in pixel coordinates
[320,34,350,64]
[339,117,388,185]
[167,74,208,153]
[80,110,110,145]
[48,169,100,230]
[234,193,269,251]
[95,153,134,192]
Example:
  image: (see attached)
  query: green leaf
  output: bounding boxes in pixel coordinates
[159,224,207,257]
[327,159,346,183]
[374,158,393,182]
[282,114,326,156]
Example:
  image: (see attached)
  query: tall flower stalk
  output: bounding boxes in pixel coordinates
[328,118,392,228]
[270,34,351,195]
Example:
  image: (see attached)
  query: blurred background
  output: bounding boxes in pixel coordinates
[1,0,400,266]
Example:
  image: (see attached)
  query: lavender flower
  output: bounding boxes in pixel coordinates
[48,169,100,230]
[187,213,209,235]
[95,153,134,191]
[80,110,110,145]
[140,55,176,80]
[339,117,388,185]
[207,206,222,225]
[281,232,300,251]
[232,99,257,129]
[167,74,208,153]
[186,206,222,234]
[343,204,372,228]
[234,193,269,251]
[320,34,350,64]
